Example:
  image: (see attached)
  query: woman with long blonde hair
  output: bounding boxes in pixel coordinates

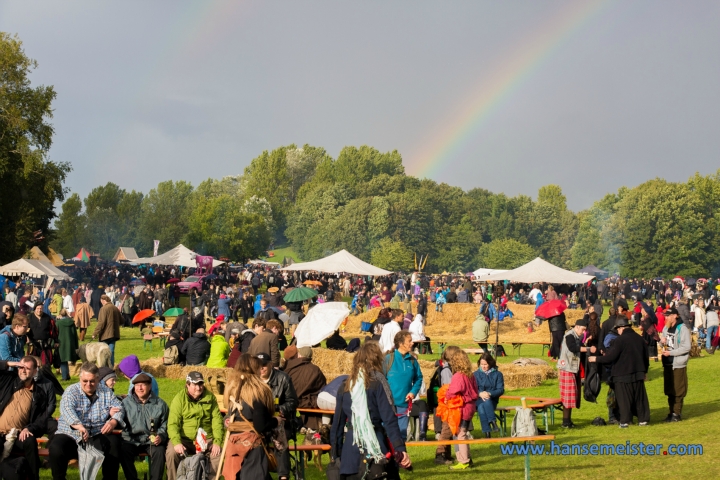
[330,342,411,479]
[223,355,278,480]
[443,348,478,470]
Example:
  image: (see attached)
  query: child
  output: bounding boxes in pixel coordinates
[432,346,459,465]
[442,348,478,470]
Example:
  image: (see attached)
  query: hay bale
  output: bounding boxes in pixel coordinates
[310,348,356,383]
[498,363,557,390]
[511,358,549,367]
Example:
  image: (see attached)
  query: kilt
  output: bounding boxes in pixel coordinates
[559,369,581,409]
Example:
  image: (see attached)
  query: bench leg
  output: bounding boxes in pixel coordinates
[524,443,531,480]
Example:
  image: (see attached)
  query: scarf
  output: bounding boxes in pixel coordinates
[350,370,384,462]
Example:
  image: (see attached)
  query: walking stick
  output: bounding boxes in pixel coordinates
[215,397,236,480]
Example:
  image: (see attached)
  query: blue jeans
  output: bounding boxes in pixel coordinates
[477,400,495,433]
[396,406,409,439]
[103,339,116,366]
[436,303,443,312]
[707,325,718,349]
[60,362,70,381]
[155,300,163,315]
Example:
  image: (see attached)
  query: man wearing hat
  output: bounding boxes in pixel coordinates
[121,373,169,480]
[660,307,691,422]
[557,318,594,428]
[166,371,224,480]
[589,316,650,428]
[264,287,283,308]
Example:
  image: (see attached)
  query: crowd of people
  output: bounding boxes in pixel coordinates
[0,263,717,479]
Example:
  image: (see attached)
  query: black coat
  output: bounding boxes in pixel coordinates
[595,328,649,382]
[326,332,348,351]
[0,360,51,436]
[181,333,210,365]
[266,368,299,420]
[90,288,105,318]
[548,313,567,333]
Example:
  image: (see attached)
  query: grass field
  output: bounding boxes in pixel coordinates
[266,245,302,263]
[43,306,720,480]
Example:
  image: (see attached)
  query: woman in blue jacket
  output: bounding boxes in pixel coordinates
[473,352,504,437]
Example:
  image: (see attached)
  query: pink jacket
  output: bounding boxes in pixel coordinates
[447,373,479,421]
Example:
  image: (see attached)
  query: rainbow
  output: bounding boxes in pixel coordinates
[410,0,614,179]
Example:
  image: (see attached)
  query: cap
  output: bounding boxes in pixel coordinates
[98,367,116,384]
[298,346,313,359]
[664,307,679,316]
[268,287,279,293]
[574,318,588,327]
[284,345,298,361]
[186,371,204,384]
[255,352,272,365]
[132,373,152,385]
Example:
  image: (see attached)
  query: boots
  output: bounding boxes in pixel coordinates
[418,412,429,441]
[485,432,491,438]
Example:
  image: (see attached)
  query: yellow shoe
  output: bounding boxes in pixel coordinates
[449,462,470,470]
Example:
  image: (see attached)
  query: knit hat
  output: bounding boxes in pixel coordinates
[98,367,116,385]
[297,346,313,359]
[118,355,141,378]
[574,318,588,327]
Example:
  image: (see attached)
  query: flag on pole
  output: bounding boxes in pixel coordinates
[153,240,159,257]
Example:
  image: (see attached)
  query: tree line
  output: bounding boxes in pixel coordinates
[4,33,720,277]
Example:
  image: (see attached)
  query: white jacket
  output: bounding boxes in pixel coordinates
[378,321,401,353]
[408,316,425,342]
[62,294,74,314]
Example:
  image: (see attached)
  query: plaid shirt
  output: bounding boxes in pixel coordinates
[57,382,125,443]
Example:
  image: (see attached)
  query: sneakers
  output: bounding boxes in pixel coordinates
[619,423,629,429]
[434,455,453,466]
[663,414,674,423]
[561,422,576,429]
[449,462,471,470]
[639,422,648,426]
[670,414,682,422]
[608,419,620,425]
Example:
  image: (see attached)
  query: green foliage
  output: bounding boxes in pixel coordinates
[0,33,70,263]
[137,180,194,256]
[53,193,85,258]
[476,239,537,270]
[370,238,414,272]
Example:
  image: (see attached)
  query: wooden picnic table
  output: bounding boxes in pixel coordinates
[464,341,551,357]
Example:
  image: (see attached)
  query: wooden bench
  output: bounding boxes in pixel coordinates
[464,341,551,357]
[496,396,562,436]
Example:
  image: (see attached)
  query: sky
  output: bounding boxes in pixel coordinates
[2,0,719,211]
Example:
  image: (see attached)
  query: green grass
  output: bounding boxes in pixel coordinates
[44,317,720,479]
[266,245,301,262]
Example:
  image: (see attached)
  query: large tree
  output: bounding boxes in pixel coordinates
[138,180,194,256]
[0,33,70,263]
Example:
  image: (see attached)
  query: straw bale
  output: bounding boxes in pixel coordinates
[498,362,557,390]
[343,303,584,342]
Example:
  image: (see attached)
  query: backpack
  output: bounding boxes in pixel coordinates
[603,331,618,349]
[163,345,179,365]
[511,406,539,437]
[492,344,506,357]
[427,364,448,410]
[176,453,208,480]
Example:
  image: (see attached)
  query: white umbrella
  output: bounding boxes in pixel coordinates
[294,302,350,348]
[78,442,104,480]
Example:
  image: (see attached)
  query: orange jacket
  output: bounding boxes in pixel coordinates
[435,384,464,435]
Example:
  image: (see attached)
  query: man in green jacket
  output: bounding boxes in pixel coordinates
[165,372,224,480]
[472,315,490,353]
[121,374,169,480]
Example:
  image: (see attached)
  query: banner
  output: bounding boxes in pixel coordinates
[153,240,159,257]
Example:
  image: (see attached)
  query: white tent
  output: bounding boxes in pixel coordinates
[0,258,73,290]
[280,249,391,276]
[134,244,225,268]
[472,268,509,277]
[480,257,594,284]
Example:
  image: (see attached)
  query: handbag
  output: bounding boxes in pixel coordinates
[234,402,278,472]
[325,459,341,480]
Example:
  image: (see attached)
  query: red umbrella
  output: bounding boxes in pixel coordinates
[166,278,181,284]
[132,309,156,324]
[535,299,567,319]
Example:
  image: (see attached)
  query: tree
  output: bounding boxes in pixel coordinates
[83,183,126,259]
[138,180,194,256]
[370,238,414,272]
[186,194,270,260]
[476,239,536,270]
[240,146,292,237]
[52,193,85,258]
[0,33,70,263]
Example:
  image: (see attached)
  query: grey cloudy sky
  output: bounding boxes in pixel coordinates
[2,0,719,211]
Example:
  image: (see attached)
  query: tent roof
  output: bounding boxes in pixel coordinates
[134,244,225,268]
[74,248,92,262]
[481,257,594,284]
[280,249,391,276]
[576,265,608,275]
[0,258,72,280]
[27,247,51,263]
[113,247,139,262]
[46,248,70,267]
[472,268,510,277]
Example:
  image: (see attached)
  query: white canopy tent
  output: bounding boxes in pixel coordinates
[480,257,594,284]
[472,268,509,277]
[280,249,392,276]
[134,244,225,268]
[0,258,73,290]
